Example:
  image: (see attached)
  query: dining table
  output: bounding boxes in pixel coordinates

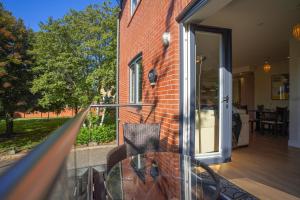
[105,152,220,200]
[248,109,277,131]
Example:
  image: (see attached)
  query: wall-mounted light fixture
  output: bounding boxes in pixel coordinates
[162,32,171,47]
[148,68,157,86]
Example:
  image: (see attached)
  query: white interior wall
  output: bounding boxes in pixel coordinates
[254,60,289,109]
[289,38,300,148]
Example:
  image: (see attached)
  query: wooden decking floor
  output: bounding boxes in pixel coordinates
[211,133,300,199]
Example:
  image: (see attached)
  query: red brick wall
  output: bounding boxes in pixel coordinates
[14,108,75,119]
[119,0,192,151]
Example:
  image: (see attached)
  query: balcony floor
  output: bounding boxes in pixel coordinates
[212,133,300,199]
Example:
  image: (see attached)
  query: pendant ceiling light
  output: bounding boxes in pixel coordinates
[263,61,271,73]
[292,24,300,40]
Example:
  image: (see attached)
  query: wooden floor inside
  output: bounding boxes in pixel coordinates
[212,133,300,199]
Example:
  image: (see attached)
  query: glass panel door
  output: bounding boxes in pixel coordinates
[191,25,232,164]
[195,31,221,155]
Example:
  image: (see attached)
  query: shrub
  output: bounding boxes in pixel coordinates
[84,113,101,129]
[102,109,116,125]
[76,126,91,145]
[76,111,116,145]
[76,124,116,145]
[83,110,116,127]
[91,124,116,143]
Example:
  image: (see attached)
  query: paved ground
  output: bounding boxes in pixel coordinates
[0,159,18,175]
[67,144,117,169]
[0,144,116,175]
[0,153,26,175]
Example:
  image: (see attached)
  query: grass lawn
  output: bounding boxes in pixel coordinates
[0,118,70,155]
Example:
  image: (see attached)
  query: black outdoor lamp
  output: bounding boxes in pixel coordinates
[148,68,157,86]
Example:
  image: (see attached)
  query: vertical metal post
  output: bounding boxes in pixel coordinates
[116,18,120,145]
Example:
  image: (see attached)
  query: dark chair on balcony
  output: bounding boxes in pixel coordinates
[92,168,106,200]
[97,144,127,200]
[106,143,127,173]
[101,123,160,199]
[123,123,161,156]
[106,123,161,173]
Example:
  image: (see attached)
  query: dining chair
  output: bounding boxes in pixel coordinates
[276,107,289,135]
[123,123,161,156]
[232,112,242,148]
[260,111,285,135]
[255,105,264,132]
[248,105,263,133]
[257,105,264,110]
[240,105,248,114]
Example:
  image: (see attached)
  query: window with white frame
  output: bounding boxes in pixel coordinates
[131,0,140,15]
[129,57,142,103]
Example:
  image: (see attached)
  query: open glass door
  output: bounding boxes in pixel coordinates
[190,25,232,164]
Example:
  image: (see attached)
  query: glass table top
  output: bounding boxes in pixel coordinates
[106,152,220,200]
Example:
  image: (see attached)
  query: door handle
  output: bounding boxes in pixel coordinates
[222,95,229,103]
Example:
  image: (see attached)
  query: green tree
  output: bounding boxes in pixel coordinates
[0,3,34,136]
[31,1,119,113]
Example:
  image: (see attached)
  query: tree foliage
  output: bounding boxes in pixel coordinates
[31,1,119,113]
[0,3,34,136]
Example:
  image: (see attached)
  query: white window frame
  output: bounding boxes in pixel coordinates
[130,0,140,15]
[129,57,142,104]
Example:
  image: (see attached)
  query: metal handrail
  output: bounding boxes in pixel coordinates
[0,103,156,200]
[0,108,89,200]
[90,103,154,108]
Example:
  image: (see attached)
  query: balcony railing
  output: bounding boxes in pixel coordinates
[0,103,153,200]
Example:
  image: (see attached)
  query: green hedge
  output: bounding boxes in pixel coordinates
[76,112,116,145]
[76,124,116,145]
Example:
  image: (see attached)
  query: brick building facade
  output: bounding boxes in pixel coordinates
[118,0,192,151]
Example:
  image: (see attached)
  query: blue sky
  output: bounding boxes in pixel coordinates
[1,0,118,31]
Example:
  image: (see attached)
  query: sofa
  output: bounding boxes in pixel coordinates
[233,108,249,148]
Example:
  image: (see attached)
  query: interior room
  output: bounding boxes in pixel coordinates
[191,0,300,196]
[197,0,300,148]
